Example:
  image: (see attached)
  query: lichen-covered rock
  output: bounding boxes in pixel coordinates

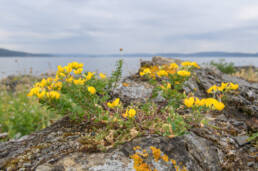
[0,56,257,171]
[112,81,153,104]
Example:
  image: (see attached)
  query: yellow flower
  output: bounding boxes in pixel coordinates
[169,63,179,69]
[229,82,238,90]
[59,72,66,78]
[64,66,72,73]
[73,68,83,75]
[208,82,238,93]
[191,62,200,69]
[107,98,120,108]
[207,85,218,94]
[66,76,73,83]
[39,79,47,88]
[37,90,46,99]
[57,65,65,73]
[195,97,206,106]
[213,101,225,111]
[122,108,136,118]
[27,87,40,97]
[140,68,151,76]
[54,82,62,90]
[73,78,85,85]
[181,61,200,68]
[181,61,192,66]
[88,86,96,94]
[177,70,191,77]
[54,76,59,82]
[128,109,136,118]
[157,70,168,77]
[204,98,216,108]
[46,91,60,99]
[68,62,84,69]
[161,82,171,90]
[46,77,54,83]
[99,73,106,79]
[143,68,151,74]
[85,72,94,81]
[194,97,200,105]
[218,82,228,91]
[184,97,195,108]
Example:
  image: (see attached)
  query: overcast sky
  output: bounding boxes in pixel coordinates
[1,0,258,54]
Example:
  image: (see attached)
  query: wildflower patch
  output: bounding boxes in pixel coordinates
[27,60,240,163]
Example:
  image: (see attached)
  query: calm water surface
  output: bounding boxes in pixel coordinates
[0,56,257,79]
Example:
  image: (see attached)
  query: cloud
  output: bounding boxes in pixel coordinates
[0,0,258,53]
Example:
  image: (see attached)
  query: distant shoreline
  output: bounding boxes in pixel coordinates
[1,55,258,58]
[1,48,258,57]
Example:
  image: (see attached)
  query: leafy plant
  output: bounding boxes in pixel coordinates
[210,59,236,74]
[108,59,123,90]
[0,86,57,138]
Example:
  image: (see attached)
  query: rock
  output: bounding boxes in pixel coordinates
[234,135,250,146]
[0,56,257,171]
[0,133,8,139]
[152,56,182,65]
[36,165,53,171]
[112,81,153,103]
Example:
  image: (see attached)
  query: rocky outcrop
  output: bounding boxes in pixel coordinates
[0,56,257,171]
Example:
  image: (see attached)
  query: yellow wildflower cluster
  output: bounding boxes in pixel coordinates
[107,98,120,108]
[28,61,99,100]
[56,61,84,78]
[131,146,188,171]
[46,91,61,99]
[139,62,179,79]
[181,61,200,69]
[157,70,168,77]
[73,78,85,85]
[122,108,136,118]
[27,87,60,100]
[27,77,62,100]
[139,68,151,76]
[184,97,225,111]
[56,62,97,86]
[139,61,199,79]
[177,70,191,77]
[207,82,239,94]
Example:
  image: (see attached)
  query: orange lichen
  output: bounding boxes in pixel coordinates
[131,146,188,171]
[150,146,162,162]
[162,154,169,162]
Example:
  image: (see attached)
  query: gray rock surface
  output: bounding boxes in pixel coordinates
[0,56,257,171]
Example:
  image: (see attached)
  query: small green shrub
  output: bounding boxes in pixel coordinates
[0,87,58,138]
[210,59,236,74]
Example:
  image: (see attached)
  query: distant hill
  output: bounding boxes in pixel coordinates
[119,52,258,57]
[1,48,258,57]
[0,48,51,57]
[56,51,258,57]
